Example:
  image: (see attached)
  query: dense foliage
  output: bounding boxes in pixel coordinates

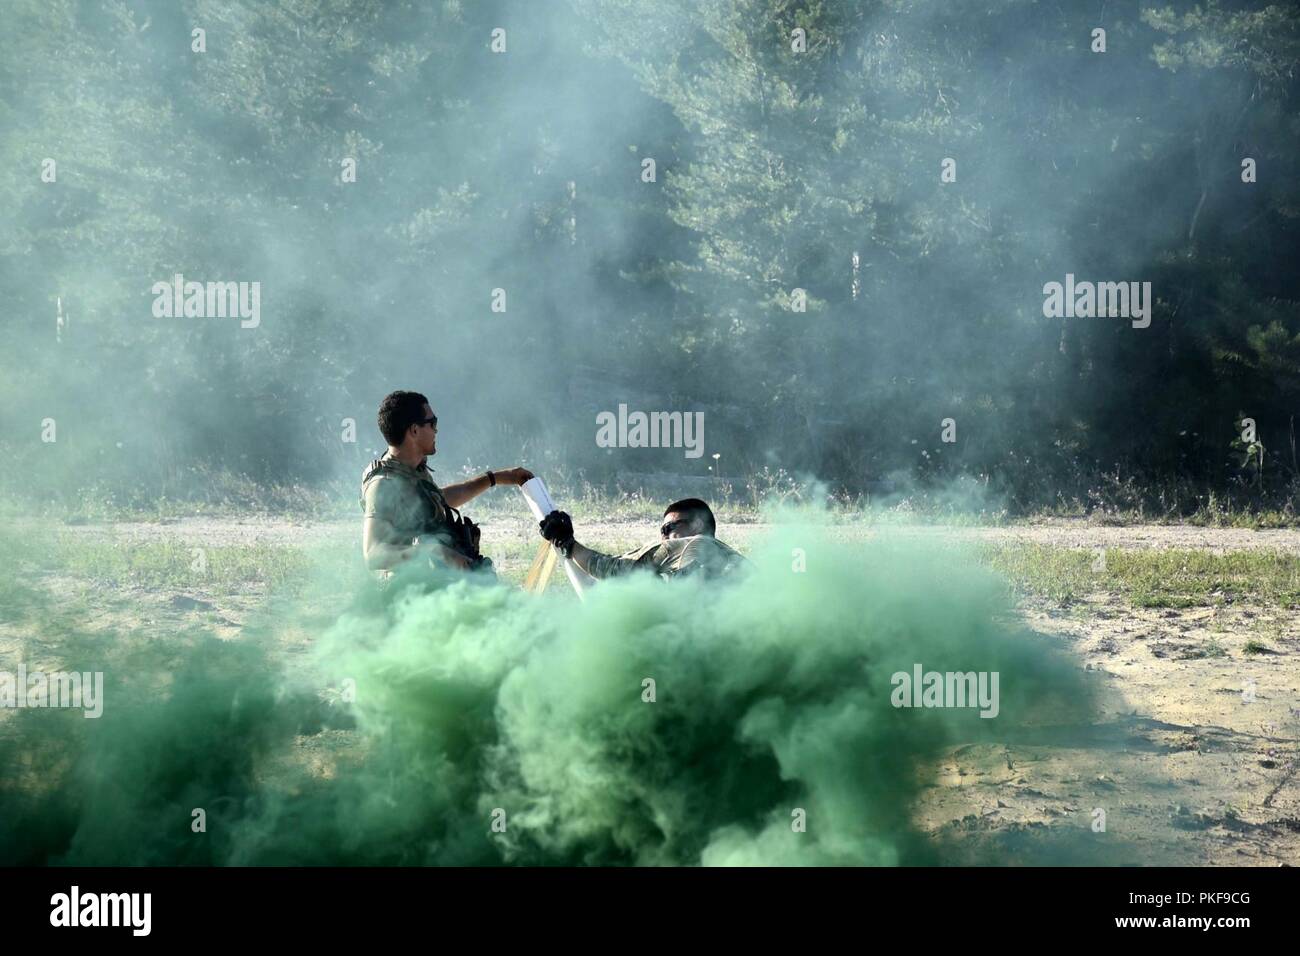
[2,0,1297,513]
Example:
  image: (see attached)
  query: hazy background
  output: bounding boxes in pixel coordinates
[2,0,1297,516]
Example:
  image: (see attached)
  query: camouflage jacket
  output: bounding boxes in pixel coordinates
[582,534,746,581]
[360,454,453,548]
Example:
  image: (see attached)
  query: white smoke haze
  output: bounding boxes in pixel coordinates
[0,0,1294,515]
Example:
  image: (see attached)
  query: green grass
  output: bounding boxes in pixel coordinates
[36,535,315,592]
[982,544,1300,608]
[1036,504,1300,530]
[1202,638,1229,658]
[5,528,627,601]
[6,522,1299,613]
[4,469,1297,527]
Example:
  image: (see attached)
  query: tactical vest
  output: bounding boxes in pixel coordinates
[361,457,485,566]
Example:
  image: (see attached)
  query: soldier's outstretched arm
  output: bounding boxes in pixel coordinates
[539,509,640,579]
[443,466,534,508]
[567,541,614,579]
[538,510,603,579]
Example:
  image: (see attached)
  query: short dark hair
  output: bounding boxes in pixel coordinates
[664,498,715,536]
[377,390,431,446]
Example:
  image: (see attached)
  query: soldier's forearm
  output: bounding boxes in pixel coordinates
[569,542,635,579]
[444,467,529,508]
[567,541,599,577]
[442,473,492,508]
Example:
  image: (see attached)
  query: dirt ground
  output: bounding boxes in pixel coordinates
[15,516,1300,865]
[910,589,1300,866]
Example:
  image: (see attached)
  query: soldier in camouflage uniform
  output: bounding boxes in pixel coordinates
[538,498,745,581]
[362,390,532,575]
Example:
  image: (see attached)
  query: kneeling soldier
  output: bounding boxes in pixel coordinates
[362,390,532,575]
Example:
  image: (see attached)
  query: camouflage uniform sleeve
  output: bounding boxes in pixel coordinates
[361,475,396,520]
[582,542,660,579]
[362,476,422,547]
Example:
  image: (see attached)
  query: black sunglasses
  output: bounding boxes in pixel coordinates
[660,518,689,538]
[417,416,437,428]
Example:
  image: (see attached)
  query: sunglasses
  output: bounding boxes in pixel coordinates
[417,416,437,428]
[660,518,689,538]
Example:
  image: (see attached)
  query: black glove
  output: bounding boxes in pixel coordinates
[539,510,576,556]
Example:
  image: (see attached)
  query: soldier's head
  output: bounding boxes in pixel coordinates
[378,390,438,457]
[661,498,716,539]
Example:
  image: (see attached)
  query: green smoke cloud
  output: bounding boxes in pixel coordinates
[0,516,1106,865]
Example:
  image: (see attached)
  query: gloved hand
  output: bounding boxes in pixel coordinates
[539,510,576,556]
